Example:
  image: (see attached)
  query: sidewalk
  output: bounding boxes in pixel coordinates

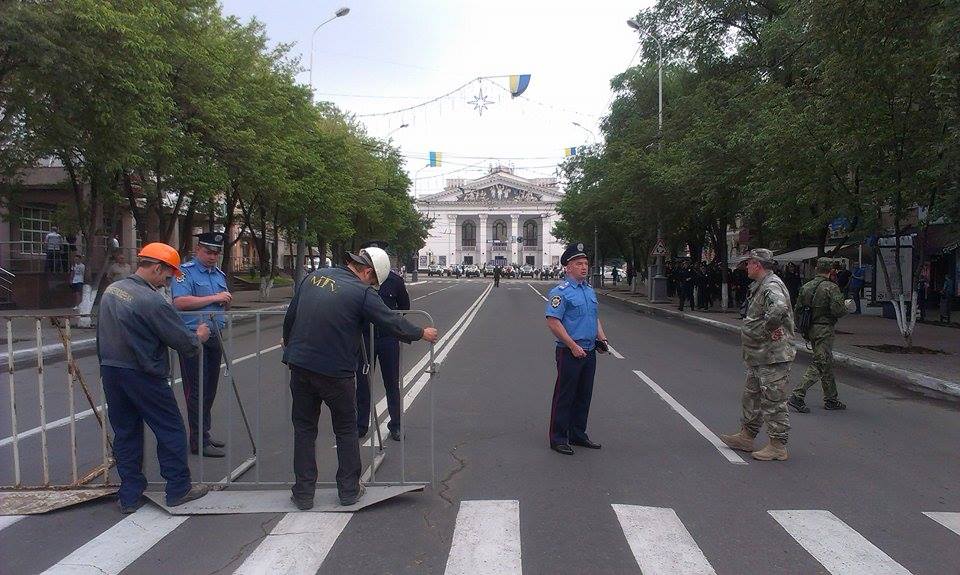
[598,283,960,399]
[0,286,294,368]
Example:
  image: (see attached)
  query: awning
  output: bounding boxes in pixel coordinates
[773,246,820,262]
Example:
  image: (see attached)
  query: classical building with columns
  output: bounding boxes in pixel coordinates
[415,166,566,269]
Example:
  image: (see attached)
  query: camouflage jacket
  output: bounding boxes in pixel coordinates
[741,271,796,366]
[796,276,848,339]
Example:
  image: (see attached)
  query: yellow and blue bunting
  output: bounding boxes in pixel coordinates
[509,74,531,98]
[564,147,578,157]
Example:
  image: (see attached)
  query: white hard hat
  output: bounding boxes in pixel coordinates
[359,247,391,287]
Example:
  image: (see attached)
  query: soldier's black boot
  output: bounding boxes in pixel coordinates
[788,395,810,414]
[824,399,847,410]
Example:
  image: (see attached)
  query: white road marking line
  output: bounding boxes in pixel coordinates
[633,369,747,465]
[0,344,283,448]
[526,282,547,301]
[612,504,717,575]
[42,505,188,575]
[0,515,25,532]
[769,510,912,575]
[924,512,960,536]
[445,500,521,575]
[233,512,352,575]
[605,344,625,359]
[363,283,493,447]
[413,284,456,301]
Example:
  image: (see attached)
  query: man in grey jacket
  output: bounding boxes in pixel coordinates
[283,247,438,509]
[98,242,211,512]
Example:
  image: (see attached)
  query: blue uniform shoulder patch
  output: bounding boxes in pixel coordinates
[181,261,196,268]
[557,281,569,290]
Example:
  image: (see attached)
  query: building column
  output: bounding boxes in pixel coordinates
[511,214,520,265]
[448,214,458,265]
[478,214,487,264]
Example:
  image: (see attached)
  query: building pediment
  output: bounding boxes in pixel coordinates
[418,170,563,204]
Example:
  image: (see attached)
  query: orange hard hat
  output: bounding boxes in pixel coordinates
[138,242,183,278]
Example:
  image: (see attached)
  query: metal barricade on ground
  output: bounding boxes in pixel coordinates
[0,315,115,515]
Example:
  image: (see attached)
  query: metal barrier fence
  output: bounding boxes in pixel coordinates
[1,307,438,513]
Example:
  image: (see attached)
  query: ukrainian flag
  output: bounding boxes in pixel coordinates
[564,147,578,157]
[429,151,442,167]
[509,74,531,98]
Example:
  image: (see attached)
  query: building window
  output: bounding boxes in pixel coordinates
[419,255,427,267]
[438,255,447,266]
[523,219,538,246]
[493,219,507,242]
[19,205,54,255]
[462,221,476,247]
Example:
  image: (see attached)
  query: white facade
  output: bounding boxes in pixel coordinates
[415,167,566,269]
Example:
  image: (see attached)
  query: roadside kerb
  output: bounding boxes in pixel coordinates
[0,303,289,369]
[600,291,960,400]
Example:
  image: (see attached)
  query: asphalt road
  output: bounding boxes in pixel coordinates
[1,277,959,574]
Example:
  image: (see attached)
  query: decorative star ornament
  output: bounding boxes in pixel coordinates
[469,88,494,116]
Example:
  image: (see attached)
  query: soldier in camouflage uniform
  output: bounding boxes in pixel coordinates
[788,258,853,413]
[720,249,795,461]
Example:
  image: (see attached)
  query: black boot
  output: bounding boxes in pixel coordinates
[788,395,810,413]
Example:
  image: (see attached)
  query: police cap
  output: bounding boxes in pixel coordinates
[195,232,225,252]
[560,242,589,266]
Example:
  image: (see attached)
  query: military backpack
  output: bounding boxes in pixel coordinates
[794,277,828,340]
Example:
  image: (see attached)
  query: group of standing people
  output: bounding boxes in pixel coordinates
[668,260,725,311]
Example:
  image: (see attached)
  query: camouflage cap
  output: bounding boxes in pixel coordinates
[816,257,835,273]
[741,248,774,264]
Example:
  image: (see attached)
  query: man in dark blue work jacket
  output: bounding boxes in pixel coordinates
[354,240,411,442]
[98,242,211,512]
[172,232,232,458]
[545,242,609,455]
[282,247,439,509]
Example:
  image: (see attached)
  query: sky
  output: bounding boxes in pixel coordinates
[219,0,655,196]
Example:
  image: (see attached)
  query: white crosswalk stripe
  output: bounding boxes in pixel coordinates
[41,505,187,575]
[769,510,912,575]
[924,512,960,536]
[445,500,522,575]
[612,504,717,575]
[233,512,353,575]
[0,514,25,532]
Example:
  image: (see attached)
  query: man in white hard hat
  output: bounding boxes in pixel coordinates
[282,246,439,509]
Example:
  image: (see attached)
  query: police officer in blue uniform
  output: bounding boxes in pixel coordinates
[545,242,609,455]
[354,240,410,442]
[172,232,232,458]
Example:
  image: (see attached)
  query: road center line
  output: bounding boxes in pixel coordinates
[0,344,284,448]
[632,369,747,465]
[413,284,456,301]
[526,282,547,301]
[363,282,493,447]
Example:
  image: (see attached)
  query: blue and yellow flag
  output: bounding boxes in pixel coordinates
[509,74,531,98]
[564,147,578,157]
[429,151,442,167]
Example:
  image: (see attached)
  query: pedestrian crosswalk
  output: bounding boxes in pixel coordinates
[3,502,957,574]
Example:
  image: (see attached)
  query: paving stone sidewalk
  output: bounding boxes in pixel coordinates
[598,283,960,399]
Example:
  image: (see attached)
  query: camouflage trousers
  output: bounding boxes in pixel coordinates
[793,334,838,402]
[741,362,791,443]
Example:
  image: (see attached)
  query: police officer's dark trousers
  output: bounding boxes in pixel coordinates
[549,347,597,445]
[356,336,402,434]
[290,366,362,502]
[178,333,222,449]
[101,365,191,506]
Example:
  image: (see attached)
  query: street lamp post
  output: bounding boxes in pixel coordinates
[296,8,349,288]
[628,18,668,302]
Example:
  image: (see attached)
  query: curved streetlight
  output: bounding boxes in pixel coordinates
[387,123,409,138]
[572,121,597,144]
[308,7,350,91]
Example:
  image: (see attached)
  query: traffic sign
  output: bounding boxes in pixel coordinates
[650,239,667,257]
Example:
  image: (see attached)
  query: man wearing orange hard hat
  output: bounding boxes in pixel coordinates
[97,242,211,513]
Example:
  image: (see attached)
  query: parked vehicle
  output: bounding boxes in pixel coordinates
[519,264,535,278]
[427,264,441,277]
[464,264,481,278]
[503,265,516,279]
[482,263,498,278]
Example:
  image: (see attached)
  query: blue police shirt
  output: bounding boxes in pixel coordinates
[171,259,228,329]
[545,275,598,351]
